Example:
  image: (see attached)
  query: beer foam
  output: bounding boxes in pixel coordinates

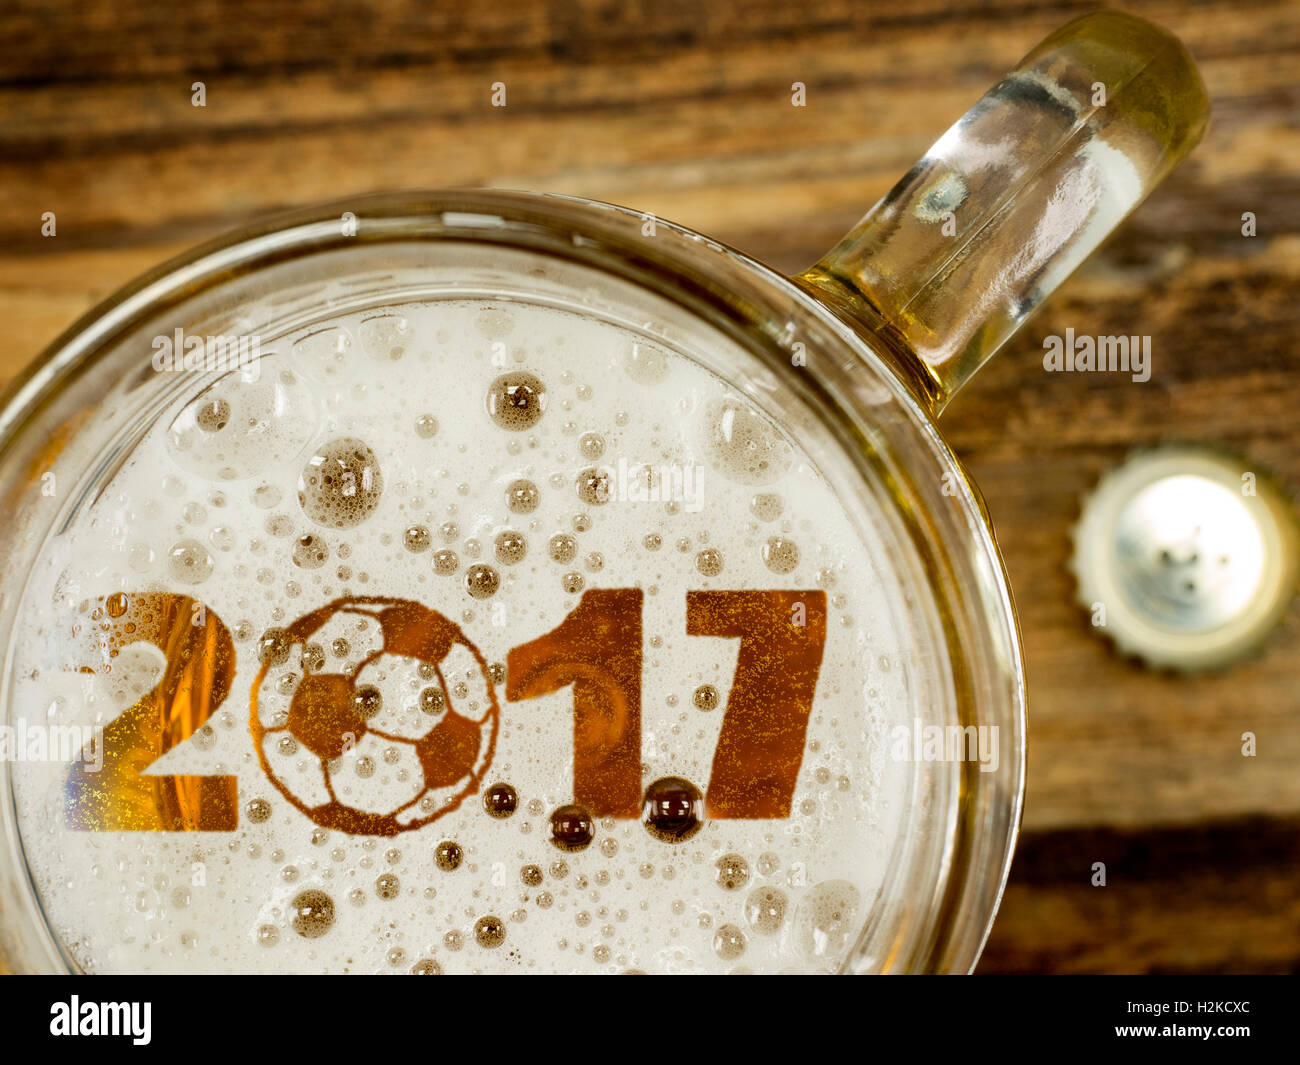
[9,295,926,974]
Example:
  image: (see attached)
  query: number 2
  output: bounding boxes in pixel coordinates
[65,593,238,831]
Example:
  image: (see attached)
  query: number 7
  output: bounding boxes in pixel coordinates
[687,590,827,819]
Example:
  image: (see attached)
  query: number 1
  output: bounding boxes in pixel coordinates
[506,589,643,817]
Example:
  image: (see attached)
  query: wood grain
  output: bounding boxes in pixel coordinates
[1,0,1297,973]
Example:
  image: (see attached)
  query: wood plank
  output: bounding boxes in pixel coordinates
[978,816,1300,973]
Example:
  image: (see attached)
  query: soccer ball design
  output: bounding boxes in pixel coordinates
[249,596,499,835]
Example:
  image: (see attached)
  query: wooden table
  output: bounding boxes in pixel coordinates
[2,0,1297,973]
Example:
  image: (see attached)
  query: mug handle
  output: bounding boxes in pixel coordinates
[796,11,1209,414]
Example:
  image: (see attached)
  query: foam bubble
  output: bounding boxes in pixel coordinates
[549,805,594,852]
[575,467,611,506]
[166,538,214,584]
[762,536,799,574]
[744,887,788,935]
[292,534,330,569]
[290,889,335,938]
[696,548,723,577]
[642,777,703,843]
[715,854,749,891]
[713,924,747,960]
[622,342,671,384]
[435,841,463,871]
[506,480,540,514]
[464,564,500,599]
[167,361,318,481]
[793,880,861,961]
[701,398,793,486]
[494,531,527,565]
[298,438,384,529]
[484,783,518,819]
[474,915,507,948]
[359,315,410,362]
[548,534,577,563]
[486,371,546,431]
[692,685,719,712]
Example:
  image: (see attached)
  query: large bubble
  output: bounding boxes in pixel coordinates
[793,880,861,962]
[297,437,384,529]
[166,358,319,481]
[700,398,793,486]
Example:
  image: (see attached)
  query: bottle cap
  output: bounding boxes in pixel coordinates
[1070,446,1299,671]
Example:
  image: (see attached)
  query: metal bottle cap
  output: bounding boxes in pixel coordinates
[1070,446,1300,671]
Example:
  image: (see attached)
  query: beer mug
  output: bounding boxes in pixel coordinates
[0,13,1206,973]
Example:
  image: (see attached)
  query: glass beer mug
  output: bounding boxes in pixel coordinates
[0,13,1206,973]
